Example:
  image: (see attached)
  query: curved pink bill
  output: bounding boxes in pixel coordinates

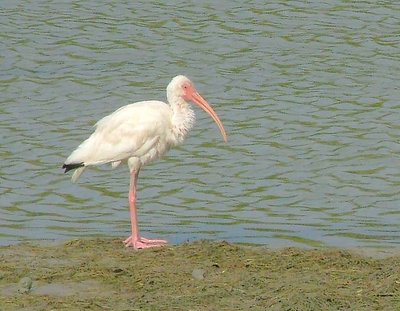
[190,92,228,142]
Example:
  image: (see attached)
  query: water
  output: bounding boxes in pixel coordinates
[1,1,400,249]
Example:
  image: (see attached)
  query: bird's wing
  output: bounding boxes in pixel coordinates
[65,101,173,166]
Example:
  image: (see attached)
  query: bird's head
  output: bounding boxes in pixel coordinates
[167,75,228,142]
[167,75,193,100]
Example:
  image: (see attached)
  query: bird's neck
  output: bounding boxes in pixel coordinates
[170,99,195,143]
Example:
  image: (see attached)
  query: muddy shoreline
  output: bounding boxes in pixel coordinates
[1,239,399,310]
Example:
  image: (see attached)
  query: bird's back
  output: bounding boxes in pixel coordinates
[64,100,175,180]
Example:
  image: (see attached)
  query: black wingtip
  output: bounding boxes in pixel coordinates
[62,162,84,173]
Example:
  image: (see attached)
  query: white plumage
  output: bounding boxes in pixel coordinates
[65,100,184,182]
[63,75,227,249]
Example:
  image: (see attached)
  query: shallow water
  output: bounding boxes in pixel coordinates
[1,1,400,249]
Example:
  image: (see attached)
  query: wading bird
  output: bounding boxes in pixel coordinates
[63,75,227,249]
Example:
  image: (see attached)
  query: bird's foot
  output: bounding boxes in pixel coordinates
[123,235,168,250]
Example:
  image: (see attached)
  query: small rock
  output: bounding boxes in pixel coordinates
[192,269,205,280]
[18,277,32,294]
[112,268,124,274]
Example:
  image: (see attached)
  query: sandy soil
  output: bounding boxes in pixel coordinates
[0,239,399,310]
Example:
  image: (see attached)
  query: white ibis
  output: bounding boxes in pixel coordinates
[63,75,227,249]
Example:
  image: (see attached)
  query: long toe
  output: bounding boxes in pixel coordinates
[140,237,168,244]
[123,236,167,249]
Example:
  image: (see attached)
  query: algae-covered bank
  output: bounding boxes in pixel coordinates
[0,239,399,310]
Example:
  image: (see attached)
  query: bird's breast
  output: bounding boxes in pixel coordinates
[136,134,175,166]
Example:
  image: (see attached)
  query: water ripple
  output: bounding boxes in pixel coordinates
[1,0,400,249]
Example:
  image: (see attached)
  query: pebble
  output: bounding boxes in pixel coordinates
[17,277,33,294]
[192,269,205,280]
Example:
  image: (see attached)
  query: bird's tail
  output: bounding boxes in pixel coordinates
[62,162,85,183]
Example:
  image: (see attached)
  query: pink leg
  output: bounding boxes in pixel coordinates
[123,169,167,250]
